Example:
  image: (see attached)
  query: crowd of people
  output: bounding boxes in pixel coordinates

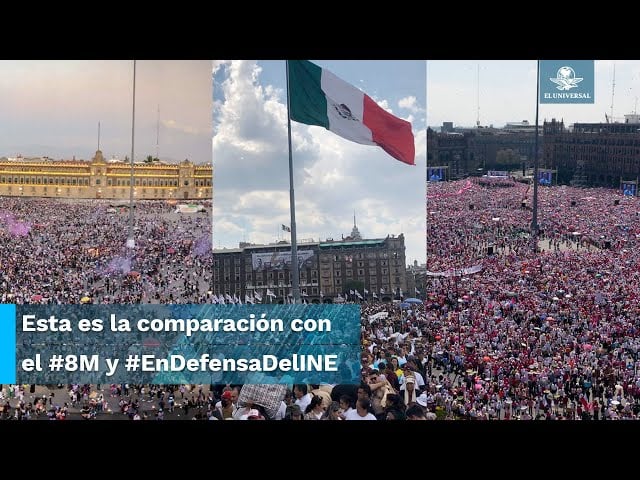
[2,180,640,420]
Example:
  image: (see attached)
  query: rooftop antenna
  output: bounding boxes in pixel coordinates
[610,62,616,122]
[635,97,638,116]
[156,104,160,160]
[476,63,480,127]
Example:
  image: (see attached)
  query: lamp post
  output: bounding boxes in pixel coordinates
[127,59,137,250]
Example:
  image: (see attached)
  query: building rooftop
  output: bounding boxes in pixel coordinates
[319,239,386,248]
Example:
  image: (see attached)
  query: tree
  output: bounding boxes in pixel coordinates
[344,279,364,296]
[144,155,154,164]
[494,149,520,168]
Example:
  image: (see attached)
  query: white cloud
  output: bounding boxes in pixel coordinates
[212,60,231,74]
[399,95,424,114]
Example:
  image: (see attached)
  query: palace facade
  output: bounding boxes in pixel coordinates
[0,150,212,200]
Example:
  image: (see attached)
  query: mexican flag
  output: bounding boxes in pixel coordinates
[287,60,415,166]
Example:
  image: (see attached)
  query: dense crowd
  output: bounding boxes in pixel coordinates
[2,181,640,420]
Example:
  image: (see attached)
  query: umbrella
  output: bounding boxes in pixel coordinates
[404,298,423,304]
[399,302,411,309]
[31,294,43,302]
[167,248,176,254]
[128,271,140,277]
[80,296,91,304]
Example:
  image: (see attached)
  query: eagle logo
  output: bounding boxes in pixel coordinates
[550,66,583,91]
[333,103,359,121]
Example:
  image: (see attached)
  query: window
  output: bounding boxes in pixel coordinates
[358,269,364,276]
[184,180,189,186]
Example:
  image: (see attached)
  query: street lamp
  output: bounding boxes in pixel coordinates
[127,59,136,250]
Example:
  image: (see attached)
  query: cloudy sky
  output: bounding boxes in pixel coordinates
[213,60,426,264]
[0,60,212,163]
[428,60,640,128]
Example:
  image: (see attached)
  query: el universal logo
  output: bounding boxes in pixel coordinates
[540,60,594,104]
[550,66,583,91]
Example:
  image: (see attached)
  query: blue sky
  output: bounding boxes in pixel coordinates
[0,60,212,163]
[213,60,427,264]
[428,60,640,128]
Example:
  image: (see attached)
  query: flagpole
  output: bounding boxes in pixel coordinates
[127,59,137,249]
[531,59,540,252]
[285,60,301,304]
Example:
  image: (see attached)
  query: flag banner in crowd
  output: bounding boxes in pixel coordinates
[426,264,484,277]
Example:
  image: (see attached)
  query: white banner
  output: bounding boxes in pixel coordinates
[426,264,483,277]
[252,250,315,269]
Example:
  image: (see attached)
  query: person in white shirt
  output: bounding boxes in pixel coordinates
[274,400,287,420]
[293,384,313,413]
[344,398,377,420]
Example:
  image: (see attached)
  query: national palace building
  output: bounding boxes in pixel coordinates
[0,150,212,200]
